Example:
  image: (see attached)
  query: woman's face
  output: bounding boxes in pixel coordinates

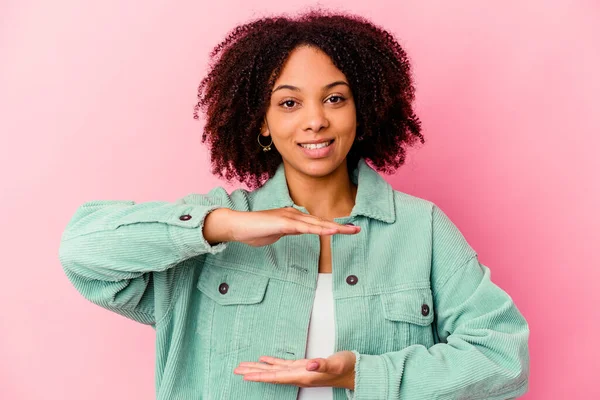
[262,45,357,178]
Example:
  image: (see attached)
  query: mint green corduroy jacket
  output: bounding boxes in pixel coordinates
[59,159,530,400]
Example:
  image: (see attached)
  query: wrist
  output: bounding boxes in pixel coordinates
[337,369,355,391]
[204,208,234,244]
[346,371,355,391]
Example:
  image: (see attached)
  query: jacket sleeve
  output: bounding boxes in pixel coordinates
[58,187,233,327]
[345,205,530,400]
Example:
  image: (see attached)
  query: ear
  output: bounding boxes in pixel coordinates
[261,117,270,135]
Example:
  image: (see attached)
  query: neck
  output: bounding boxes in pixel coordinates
[283,160,358,220]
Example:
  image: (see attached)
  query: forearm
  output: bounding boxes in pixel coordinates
[59,199,228,281]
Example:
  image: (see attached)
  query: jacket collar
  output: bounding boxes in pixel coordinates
[252,158,396,223]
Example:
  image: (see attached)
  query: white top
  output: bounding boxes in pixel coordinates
[297,273,335,400]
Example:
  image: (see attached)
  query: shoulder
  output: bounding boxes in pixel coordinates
[392,189,435,212]
[391,188,477,285]
[391,188,476,257]
[390,188,435,224]
[391,189,469,230]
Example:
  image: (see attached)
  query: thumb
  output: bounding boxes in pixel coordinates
[306,358,329,373]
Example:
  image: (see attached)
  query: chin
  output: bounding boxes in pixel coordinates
[296,156,346,177]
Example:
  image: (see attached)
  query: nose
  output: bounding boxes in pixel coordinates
[303,102,329,132]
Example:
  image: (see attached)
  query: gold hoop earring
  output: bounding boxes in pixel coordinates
[258,133,272,152]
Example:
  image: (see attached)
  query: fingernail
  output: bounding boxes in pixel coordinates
[307,362,319,370]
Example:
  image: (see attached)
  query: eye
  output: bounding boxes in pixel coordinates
[327,95,346,104]
[279,99,297,109]
[278,95,346,110]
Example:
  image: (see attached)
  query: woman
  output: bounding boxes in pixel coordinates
[59,9,530,400]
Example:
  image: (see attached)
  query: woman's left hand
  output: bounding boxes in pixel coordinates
[234,350,356,390]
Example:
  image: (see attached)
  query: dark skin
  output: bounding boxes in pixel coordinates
[234,351,356,390]
[194,10,425,191]
[232,45,358,390]
[199,11,424,390]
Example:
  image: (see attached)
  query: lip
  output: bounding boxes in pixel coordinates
[297,139,336,159]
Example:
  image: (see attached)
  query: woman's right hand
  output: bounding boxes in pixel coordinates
[203,207,361,247]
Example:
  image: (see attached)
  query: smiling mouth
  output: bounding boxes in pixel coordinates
[298,139,335,150]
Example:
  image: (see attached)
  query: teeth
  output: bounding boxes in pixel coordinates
[300,141,331,150]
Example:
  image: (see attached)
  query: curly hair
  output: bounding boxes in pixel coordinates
[193,8,424,189]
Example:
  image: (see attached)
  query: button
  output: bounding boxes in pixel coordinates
[218,283,229,294]
[421,304,430,316]
[290,264,308,274]
[346,275,358,285]
[179,214,192,221]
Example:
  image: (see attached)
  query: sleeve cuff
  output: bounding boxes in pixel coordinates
[169,205,228,258]
[345,351,389,400]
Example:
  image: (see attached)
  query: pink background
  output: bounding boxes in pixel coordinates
[1,1,598,399]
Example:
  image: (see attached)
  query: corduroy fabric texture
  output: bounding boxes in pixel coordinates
[59,158,530,399]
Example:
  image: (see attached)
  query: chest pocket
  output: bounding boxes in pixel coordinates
[196,264,270,356]
[381,286,436,349]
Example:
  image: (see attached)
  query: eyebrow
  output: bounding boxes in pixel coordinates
[272,81,350,93]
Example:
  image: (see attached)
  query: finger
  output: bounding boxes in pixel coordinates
[241,369,309,385]
[237,361,285,369]
[306,358,329,373]
[287,220,359,236]
[280,221,338,236]
[234,366,283,375]
[306,361,319,371]
[240,369,281,383]
[292,214,361,234]
[280,207,360,234]
[259,356,295,365]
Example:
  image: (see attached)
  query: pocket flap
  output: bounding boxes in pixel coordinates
[381,287,434,326]
[197,265,269,306]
